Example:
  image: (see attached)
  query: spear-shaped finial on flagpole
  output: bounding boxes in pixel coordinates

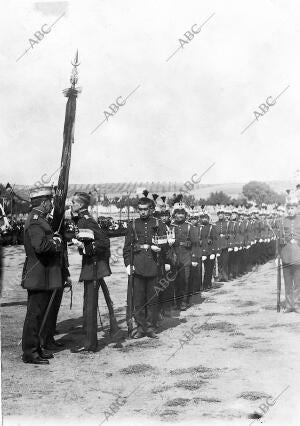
[70,49,80,88]
[63,49,81,97]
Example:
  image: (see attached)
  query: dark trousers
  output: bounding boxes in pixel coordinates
[218,249,229,281]
[190,263,202,295]
[174,264,191,306]
[228,251,238,278]
[237,251,243,275]
[160,272,175,310]
[128,275,158,333]
[83,280,100,351]
[282,264,300,310]
[22,290,51,358]
[203,258,214,289]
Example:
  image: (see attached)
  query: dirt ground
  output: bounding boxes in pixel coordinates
[1,238,300,426]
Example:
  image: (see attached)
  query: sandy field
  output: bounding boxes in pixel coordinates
[1,238,300,426]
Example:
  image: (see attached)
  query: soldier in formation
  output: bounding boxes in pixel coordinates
[123,195,166,338]
[278,197,300,313]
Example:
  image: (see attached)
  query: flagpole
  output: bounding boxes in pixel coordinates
[39,51,81,339]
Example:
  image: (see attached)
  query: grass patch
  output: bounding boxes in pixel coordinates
[174,379,207,390]
[120,339,162,352]
[169,365,219,379]
[229,331,245,336]
[170,365,212,374]
[165,398,190,407]
[238,391,271,401]
[232,342,252,349]
[270,322,300,328]
[159,409,178,418]
[194,397,221,404]
[119,363,157,375]
[201,321,236,333]
[152,384,172,394]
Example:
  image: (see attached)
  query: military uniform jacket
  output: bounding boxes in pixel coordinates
[228,220,239,249]
[243,219,251,247]
[279,215,300,265]
[22,208,64,290]
[237,221,246,248]
[248,220,257,243]
[77,210,111,281]
[171,221,197,266]
[215,219,230,251]
[123,217,166,277]
[199,223,217,257]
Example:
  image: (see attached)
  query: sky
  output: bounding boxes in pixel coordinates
[1,0,300,187]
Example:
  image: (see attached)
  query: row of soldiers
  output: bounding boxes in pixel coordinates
[123,194,283,338]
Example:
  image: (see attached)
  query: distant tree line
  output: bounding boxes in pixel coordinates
[0,180,286,215]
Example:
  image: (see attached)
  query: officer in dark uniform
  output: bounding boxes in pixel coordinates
[71,192,114,352]
[21,186,65,364]
[171,198,197,310]
[279,198,300,313]
[160,204,177,316]
[228,209,239,279]
[199,212,216,289]
[123,196,166,338]
[243,210,252,273]
[215,208,230,282]
[189,207,202,297]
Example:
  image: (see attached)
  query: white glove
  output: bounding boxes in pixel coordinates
[53,235,62,244]
[234,247,238,252]
[216,253,221,257]
[210,254,215,260]
[126,265,135,275]
[192,262,198,267]
[202,255,207,260]
[151,245,161,253]
[72,238,84,249]
[167,238,175,246]
[228,248,233,252]
[165,264,171,272]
